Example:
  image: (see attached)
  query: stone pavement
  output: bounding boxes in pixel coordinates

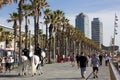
[0,59,111,80]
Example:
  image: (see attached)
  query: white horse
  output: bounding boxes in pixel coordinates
[19,46,46,76]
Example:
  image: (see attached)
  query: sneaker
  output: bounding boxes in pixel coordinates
[96,75,98,78]
[93,76,95,78]
[82,77,85,79]
[82,75,85,79]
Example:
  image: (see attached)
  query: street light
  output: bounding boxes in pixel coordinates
[113,13,119,59]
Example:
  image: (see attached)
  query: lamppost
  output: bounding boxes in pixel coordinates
[113,13,118,59]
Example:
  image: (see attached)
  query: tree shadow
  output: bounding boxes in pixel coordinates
[47,77,81,80]
[0,74,21,78]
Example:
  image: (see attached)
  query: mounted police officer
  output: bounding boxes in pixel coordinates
[35,43,44,67]
[22,48,31,61]
[35,43,42,61]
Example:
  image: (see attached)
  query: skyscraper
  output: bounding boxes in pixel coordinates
[75,13,89,38]
[91,18,103,47]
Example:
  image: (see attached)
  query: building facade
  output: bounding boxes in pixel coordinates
[75,13,89,38]
[0,25,14,49]
[91,18,103,47]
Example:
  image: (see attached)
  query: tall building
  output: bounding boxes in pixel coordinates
[91,18,103,47]
[75,13,89,38]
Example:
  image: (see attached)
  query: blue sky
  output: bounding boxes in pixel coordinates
[0,0,120,47]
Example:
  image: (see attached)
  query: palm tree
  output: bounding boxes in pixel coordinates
[52,10,64,62]
[44,8,51,50]
[7,12,19,62]
[1,31,13,48]
[29,0,49,53]
[0,28,4,42]
[18,0,26,65]
[0,0,18,9]
[23,4,31,49]
[0,0,12,9]
[61,17,69,57]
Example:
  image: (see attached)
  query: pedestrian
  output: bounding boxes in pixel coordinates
[76,53,79,64]
[105,54,110,66]
[70,53,75,67]
[91,53,99,78]
[0,56,2,72]
[77,52,88,79]
[5,55,11,72]
[99,54,103,65]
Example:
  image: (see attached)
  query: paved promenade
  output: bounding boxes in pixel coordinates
[0,59,110,80]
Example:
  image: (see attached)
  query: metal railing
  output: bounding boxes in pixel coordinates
[109,60,120,80]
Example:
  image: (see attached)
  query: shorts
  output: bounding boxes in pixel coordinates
[81,67,86,74]
[93,67,98,72]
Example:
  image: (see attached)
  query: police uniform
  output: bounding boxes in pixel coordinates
[35,47,42,60]
[22,49,31,61]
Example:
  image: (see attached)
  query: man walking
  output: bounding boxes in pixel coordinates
[77,52,88,79]
[91,54,99,78]
[99,54,103,65]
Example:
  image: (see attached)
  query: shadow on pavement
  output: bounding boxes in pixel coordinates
[0,74,20,78]
[47,77,81,80]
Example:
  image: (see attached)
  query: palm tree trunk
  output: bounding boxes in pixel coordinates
[36,8,40,44]
[73,41,76,54]
[18,0,23,65]
[29,30,31,50]
[25,16,28,49]
[45,24,48,59]
[48,24,53,63]
[34,16,37,50]
[14,21,17,63]
[46,24,48,48]
[66,37,68,57]
[79,41,81,54]
[53,31,56,62]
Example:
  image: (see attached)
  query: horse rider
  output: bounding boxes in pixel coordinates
[22,48,31,61]
[35,43,42,61]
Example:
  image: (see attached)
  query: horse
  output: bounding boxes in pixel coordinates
[19,46,46,76]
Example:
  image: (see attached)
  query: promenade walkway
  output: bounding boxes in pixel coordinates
[0,59,111,80]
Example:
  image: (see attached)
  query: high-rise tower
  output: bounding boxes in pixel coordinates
[91,18,103,47]
[75,13,89,38]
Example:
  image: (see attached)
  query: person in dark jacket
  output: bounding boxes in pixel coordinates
[76,53,79,64]
[35,43,42,61]
[99,54,103,65]
[77,52,88,79]
[22,48,30,61]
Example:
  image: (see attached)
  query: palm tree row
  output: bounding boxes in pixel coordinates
[0,0,101,63]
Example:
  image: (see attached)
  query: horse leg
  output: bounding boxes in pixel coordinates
[24,61,30,76]
[32,57,37,76]
[38,64,43,75]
